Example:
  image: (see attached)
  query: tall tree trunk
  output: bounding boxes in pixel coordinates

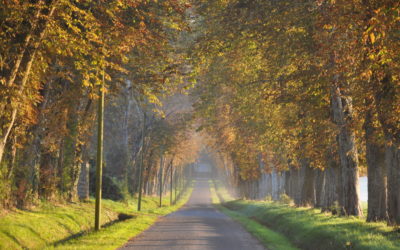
[137,112,146,211]
[299,159,315,207]
[266,173,272,198]
[364,105,387,222]
[315,169,325,208]
[384,139,400,226]
[271,169,280,200]
[23,79,53,202]
[284,169,291,197]
[78,162,90,200]
[6,136,18,179]
[321,153,340,213]
[69,98,92,202]
[373,74,400,226]
[39,152,57,200]
[321,167,339,213]
[293,165,305,206]
[331,81,362,216]
[122,81,133,191]
[159,154,164,207]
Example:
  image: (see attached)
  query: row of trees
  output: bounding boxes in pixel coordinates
[0,0,197,208]
[191,0,400,225]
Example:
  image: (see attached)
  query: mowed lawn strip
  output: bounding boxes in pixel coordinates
[209,180,298,250]
[212,179,400,250]
[0,183,193,250]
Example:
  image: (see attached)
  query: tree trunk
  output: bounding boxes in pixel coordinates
[78,162,90,200]
[385,139,400,226]
[39,152,57,200]
[372,73,400,226]
[284,170,291,197]
[271,169,280,200]
[137,112,146,211]
[7,136,18,179]
[315,169,325,208]
[159,154,164,207]
[0,142,5,168]
[364,106,387,222]
[299,159,315,207]
[331,81,362,216]
[322,167,339,213]
[266,173,272,198]
[292,165,305,206]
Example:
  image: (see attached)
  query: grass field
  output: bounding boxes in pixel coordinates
[0,184,192,250]
[212,180,400,250]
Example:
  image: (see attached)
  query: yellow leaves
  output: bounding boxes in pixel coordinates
[368,54,375,60]
[166,21,183,31]
[82,79,90,87]
[369,32,376,44]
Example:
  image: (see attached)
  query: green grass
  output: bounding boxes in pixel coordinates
[0,184,193,250]
[209,180,298,250]
[361,201,368,216]
[212,179,235,202]
[212,180,400,250]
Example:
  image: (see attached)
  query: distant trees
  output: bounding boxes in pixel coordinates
[192,0,400,225]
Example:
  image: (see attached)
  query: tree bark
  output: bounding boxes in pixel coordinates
[321,153,340,213]
[299,159,315,207]
[315,169,325,208]
[292,165,305,206]
[368,72,400,225]
[330,81,362,216]
[284,169,291,197]
[384,139,400,226]
[364,105,387,222]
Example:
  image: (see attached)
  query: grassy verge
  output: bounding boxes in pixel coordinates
[212,180,400,250]
[209,180,298,250]
[0,183,193,250]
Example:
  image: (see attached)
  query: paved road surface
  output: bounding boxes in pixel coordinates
[120,179,265,250]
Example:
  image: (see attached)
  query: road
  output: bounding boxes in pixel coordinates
[120,179,265,250]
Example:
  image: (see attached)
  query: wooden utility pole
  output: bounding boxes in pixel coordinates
[95,71,105,231]
[174,168,177,203]
[170,163,173,205]
[159,152,164,207]
[137,112,146,211]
